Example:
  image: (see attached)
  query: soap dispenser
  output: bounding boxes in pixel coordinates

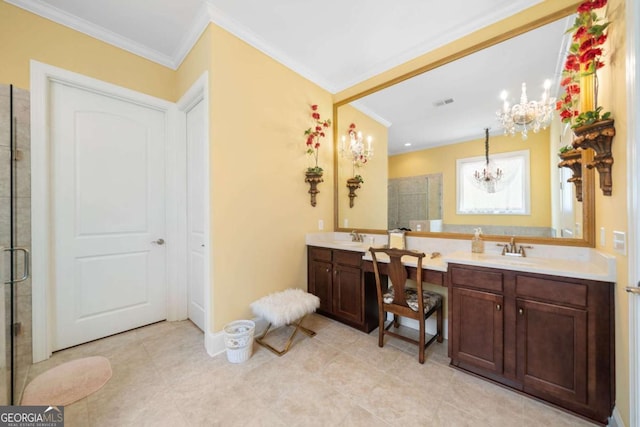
[471,228,485,253]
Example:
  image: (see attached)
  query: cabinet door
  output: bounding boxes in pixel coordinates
[517,299,587,404]
[332,264,362,323]
[309,260,332,313]
[451,287,504,375]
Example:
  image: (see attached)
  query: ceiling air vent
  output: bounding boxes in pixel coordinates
[433,98,455,107]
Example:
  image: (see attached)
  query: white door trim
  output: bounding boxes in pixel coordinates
[176,72,212,338]
[628,0,640,424]
[30,60,183,362]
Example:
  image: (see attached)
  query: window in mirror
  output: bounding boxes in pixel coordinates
[457,150,530,215]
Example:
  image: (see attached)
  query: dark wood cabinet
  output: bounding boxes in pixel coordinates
[307,246,378,332]
[448,263,614,425]
[516,298,588,405]
[451,287,504,376]
[308,257,332,313]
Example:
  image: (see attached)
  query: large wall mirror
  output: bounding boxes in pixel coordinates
[333,8,595,247]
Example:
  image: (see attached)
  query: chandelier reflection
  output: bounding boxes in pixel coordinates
[474,128,503,193]
[496,80,555,140]
[340,123,373,176]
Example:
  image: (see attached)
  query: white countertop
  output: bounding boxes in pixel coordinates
[443,251,616,282]
[306,232,616,283]
[361,251,448,272]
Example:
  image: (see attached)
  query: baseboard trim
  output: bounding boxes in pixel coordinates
[609,406,625,427]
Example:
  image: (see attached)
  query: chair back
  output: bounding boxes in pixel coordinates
[370,247,425,312]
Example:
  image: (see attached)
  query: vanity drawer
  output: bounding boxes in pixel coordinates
[334,250,363,267]
[309,246,332,263]
[516,275,587,308]
[449,265,503,293]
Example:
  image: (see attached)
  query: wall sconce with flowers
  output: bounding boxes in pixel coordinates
[304,104,331,207]
[556,0,615,196]
[340,123,373,207]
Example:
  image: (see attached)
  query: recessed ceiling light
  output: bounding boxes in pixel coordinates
[404,143,412,147]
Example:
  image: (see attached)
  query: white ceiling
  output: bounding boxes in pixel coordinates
[7,0,570,152]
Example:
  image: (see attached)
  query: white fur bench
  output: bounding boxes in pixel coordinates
[250,289,320,356]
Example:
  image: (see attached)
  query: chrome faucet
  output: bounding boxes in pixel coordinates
[350,230,364,242]
[497,237,533,257]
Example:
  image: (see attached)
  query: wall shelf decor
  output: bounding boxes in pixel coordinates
[558,149,583,202]
[346,177,362,208]
[305,171,323,207]
[572,119,615,196]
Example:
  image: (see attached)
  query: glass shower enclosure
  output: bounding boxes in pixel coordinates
[1,84,32,405]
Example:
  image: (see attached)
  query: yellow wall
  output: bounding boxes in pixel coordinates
[389,131,551,228]
[593,0,630,424]
[2,1,632,423]
[0,2,175,100]
[1,1,335,336]
[206,25,333,329]
[336,104,388,230]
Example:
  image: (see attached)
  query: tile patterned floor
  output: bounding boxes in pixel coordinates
[23,314,599,426]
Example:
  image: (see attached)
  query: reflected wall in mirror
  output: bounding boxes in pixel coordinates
[334,13,594,246]
[336,104,388,229]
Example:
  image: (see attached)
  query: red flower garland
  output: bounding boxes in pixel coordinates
[304,104,331,173]
[556,0,610,128]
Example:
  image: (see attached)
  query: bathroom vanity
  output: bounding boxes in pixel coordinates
[447,262,614,425]
[307,246,378,332]
[305,232,616,424]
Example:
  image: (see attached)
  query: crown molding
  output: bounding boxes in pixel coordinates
[349,101,392,128]
[6,0,179,69]
[334,0,539,92]
[204,1,338,93]
[171,2,213,69]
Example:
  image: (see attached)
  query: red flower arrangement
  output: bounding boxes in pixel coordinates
[556,0,610,128]
[304,104,331,173]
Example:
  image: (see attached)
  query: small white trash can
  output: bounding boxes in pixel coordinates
[223,320,255,363]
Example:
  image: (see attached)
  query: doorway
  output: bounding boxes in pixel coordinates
[177,73,210,333]
[30,61,184,362]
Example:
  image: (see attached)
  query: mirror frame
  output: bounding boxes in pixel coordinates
[332,1,595,247]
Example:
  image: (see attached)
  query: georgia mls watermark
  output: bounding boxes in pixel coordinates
[0,406,64,427]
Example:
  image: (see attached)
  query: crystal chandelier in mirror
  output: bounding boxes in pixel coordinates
[496,80,555,140]
[340,123,373,176]
[474,128,503,193]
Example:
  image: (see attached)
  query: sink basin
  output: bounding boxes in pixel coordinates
[475,254,538,267]
[332,241,363,247]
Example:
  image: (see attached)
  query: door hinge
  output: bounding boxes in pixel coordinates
[12,322,22,336]
[13,149,23,161]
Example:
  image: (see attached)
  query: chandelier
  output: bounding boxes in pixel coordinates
[496,80,555,140]
[340,124,373,176]
[474,128,503,193]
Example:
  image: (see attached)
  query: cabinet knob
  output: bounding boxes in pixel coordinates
[518,308,524,315]
[496,304,502,311]
[325,268,330,273]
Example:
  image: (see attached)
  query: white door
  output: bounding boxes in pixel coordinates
[558,167,575,238]
[186,99,206,331]
[50,81,167,350]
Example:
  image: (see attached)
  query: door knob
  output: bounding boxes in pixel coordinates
[496,304,502,311]
[518,308,524,315]
[152,238,165,245]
